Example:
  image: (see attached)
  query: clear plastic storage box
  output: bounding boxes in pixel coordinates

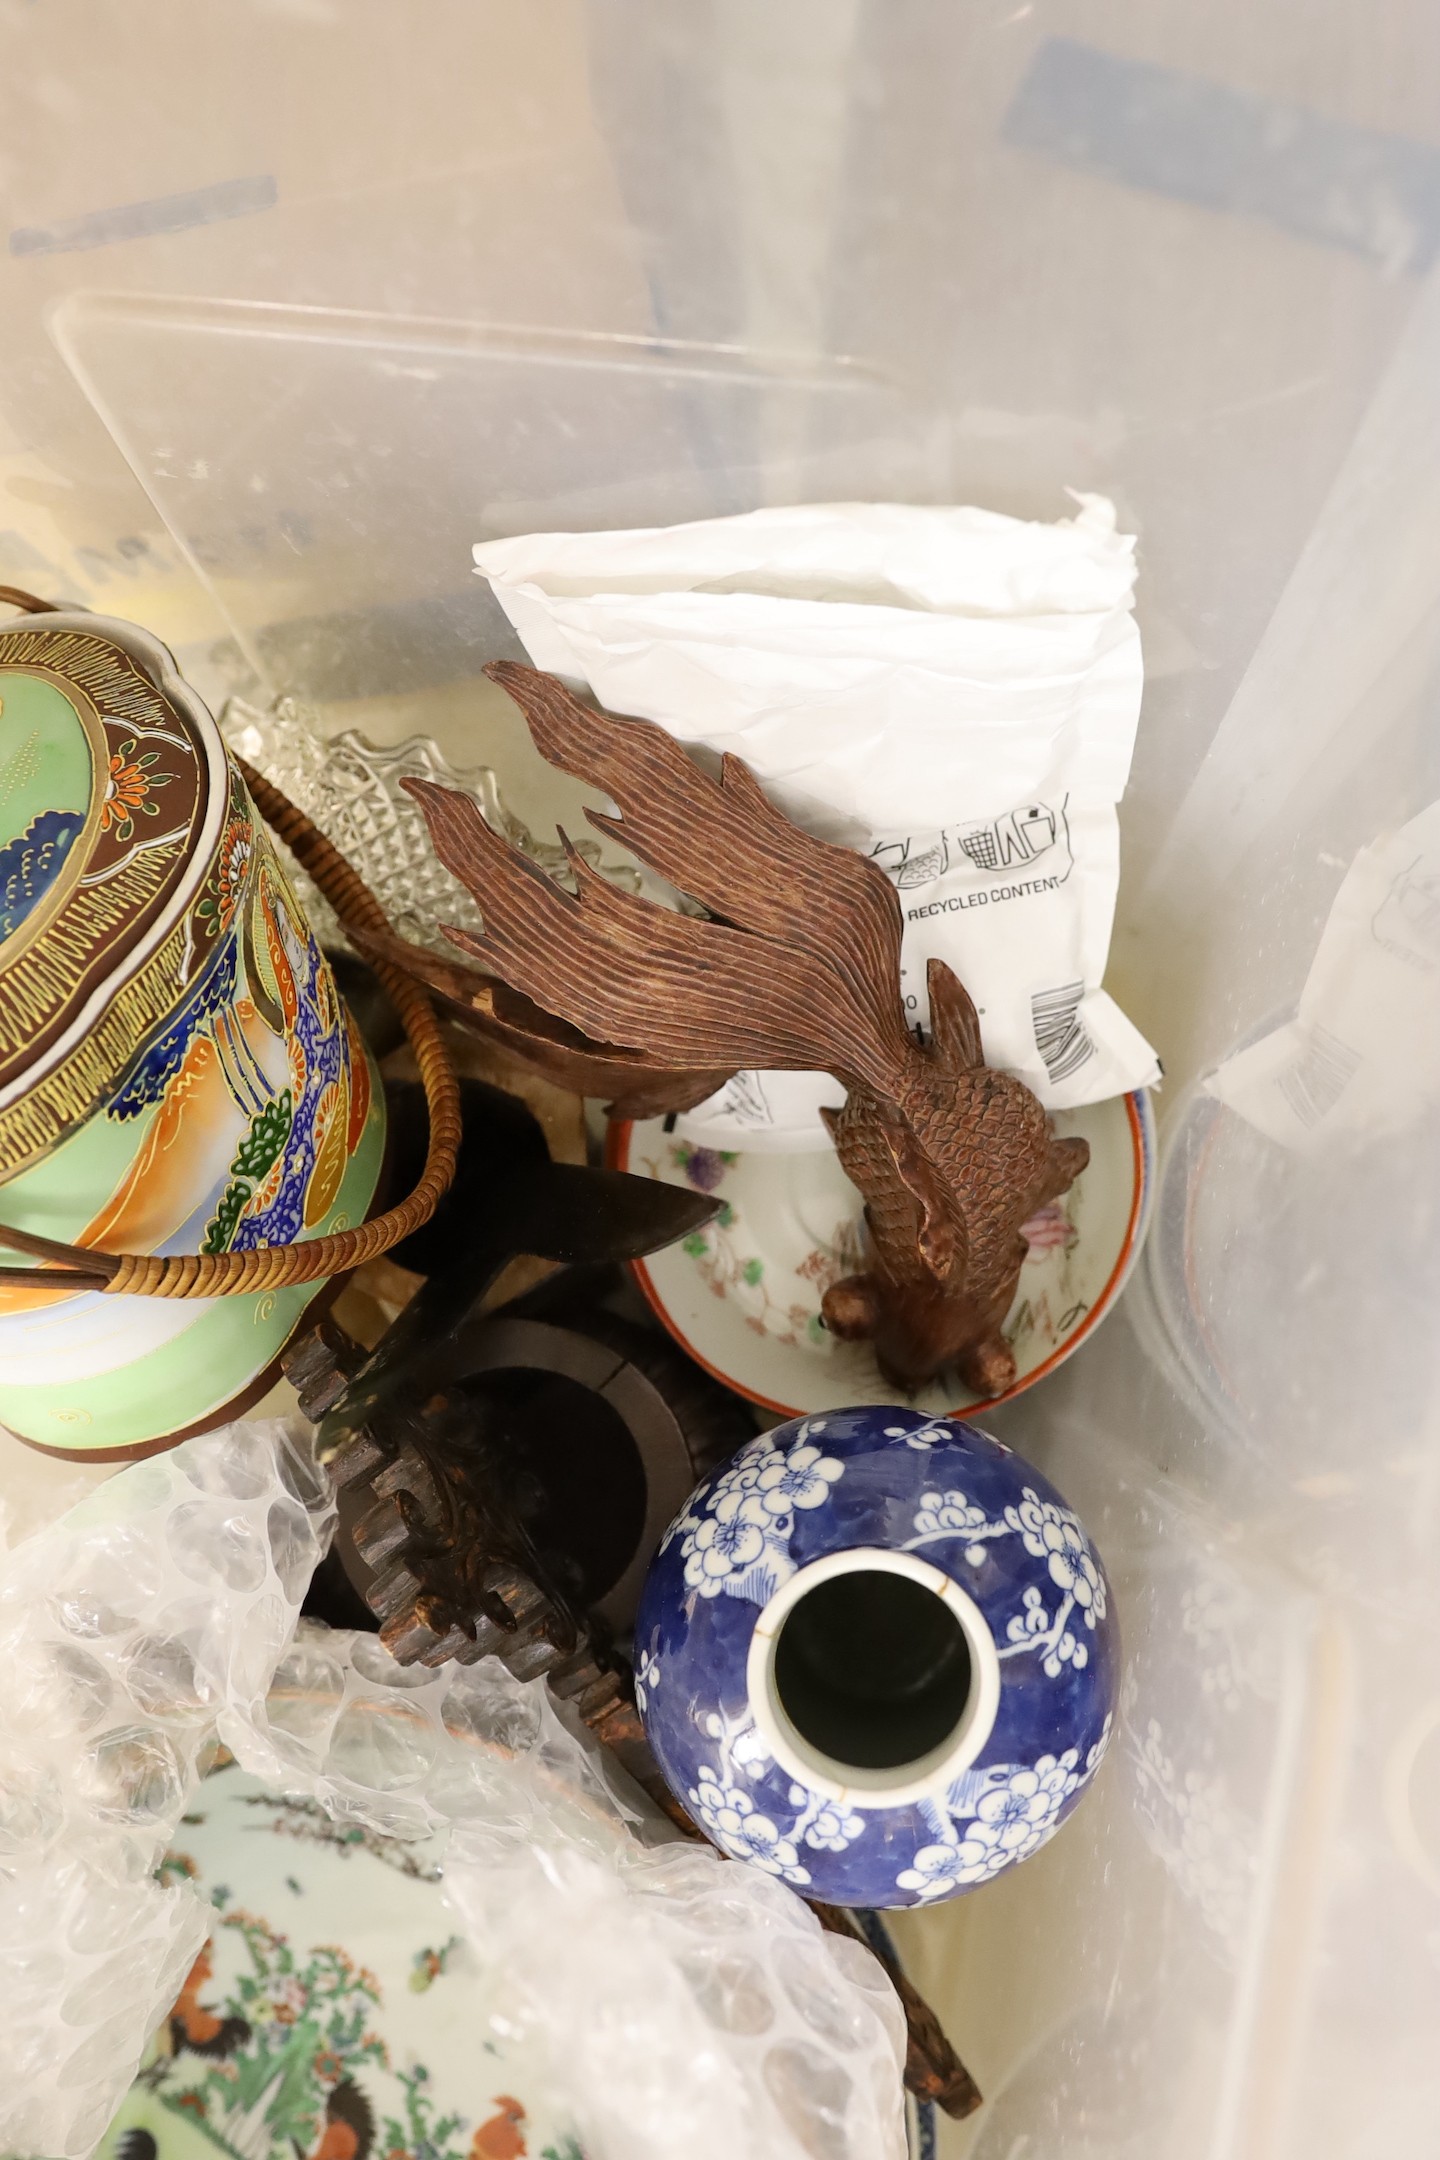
[2,5,1438,2153]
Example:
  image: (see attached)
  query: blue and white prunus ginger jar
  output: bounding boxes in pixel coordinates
[634,1405,1117,1908]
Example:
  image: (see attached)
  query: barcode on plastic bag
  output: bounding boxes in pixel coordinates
[1031,981,1096,1084]
[1276,1025,1362,1128]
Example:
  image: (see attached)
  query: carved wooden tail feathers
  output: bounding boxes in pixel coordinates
[404,661,915,1094]
[343,916,734,1119]
[402,664,1088,1394]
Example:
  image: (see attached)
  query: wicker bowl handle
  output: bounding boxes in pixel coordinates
[0,584,62,615]
[0,627,461,1296]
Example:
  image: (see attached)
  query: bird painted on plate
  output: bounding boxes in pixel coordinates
[166,1944,252,2061]
[296,2079,375,2160]
[114,2134,158,2160]
[469,2095,527,2160]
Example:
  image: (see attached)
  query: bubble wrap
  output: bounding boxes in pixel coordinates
[444,1825,908,2160]
[0,1420,330,2157]
[254,1632,908,2160]
[0,1420,906,2160]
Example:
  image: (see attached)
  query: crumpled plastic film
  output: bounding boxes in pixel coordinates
[443,1823,909,2160]
[238,1628,908,2160]
[0,1419,907,2160]
[0,1418,331,2159]
[232,1624,906,2160]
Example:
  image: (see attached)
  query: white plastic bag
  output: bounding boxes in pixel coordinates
[475,497,1160,1145]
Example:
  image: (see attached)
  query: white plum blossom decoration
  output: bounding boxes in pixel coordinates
[688,1765,812,1885]
[997,1490,1107,1674]
[701,1710,773,1776]
[1004,1582,1091,1676]
[634,1646,660,1713]
[748,1442,844,1524]
[904,1479,1108,1674]
[1086,1712,1113,1776]
[885,1420,954,1450]
[895,1749,1086,1899]
[1006,1488,1107,1627]
[788,1787,867,1853]
[684,1495,770,1591]
[668,1430,844,1604]
[892,1842,970,1901]
[909,1488,1012,1568]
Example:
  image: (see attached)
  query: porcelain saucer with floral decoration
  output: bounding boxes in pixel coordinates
[609,1089,1153,1418]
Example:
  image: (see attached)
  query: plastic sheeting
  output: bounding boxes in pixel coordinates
[0,1423,905,2160]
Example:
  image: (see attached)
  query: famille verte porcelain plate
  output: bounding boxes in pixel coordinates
[96,1761,581,2160]
[610,1090,1154,1420]
[94,1758,941,2160]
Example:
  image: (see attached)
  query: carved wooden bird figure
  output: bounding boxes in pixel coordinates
[399,664,1088,1396]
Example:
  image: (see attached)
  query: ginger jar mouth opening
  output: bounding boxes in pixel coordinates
[635,1405,1118,1908]
[746,1547,1002,1809]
